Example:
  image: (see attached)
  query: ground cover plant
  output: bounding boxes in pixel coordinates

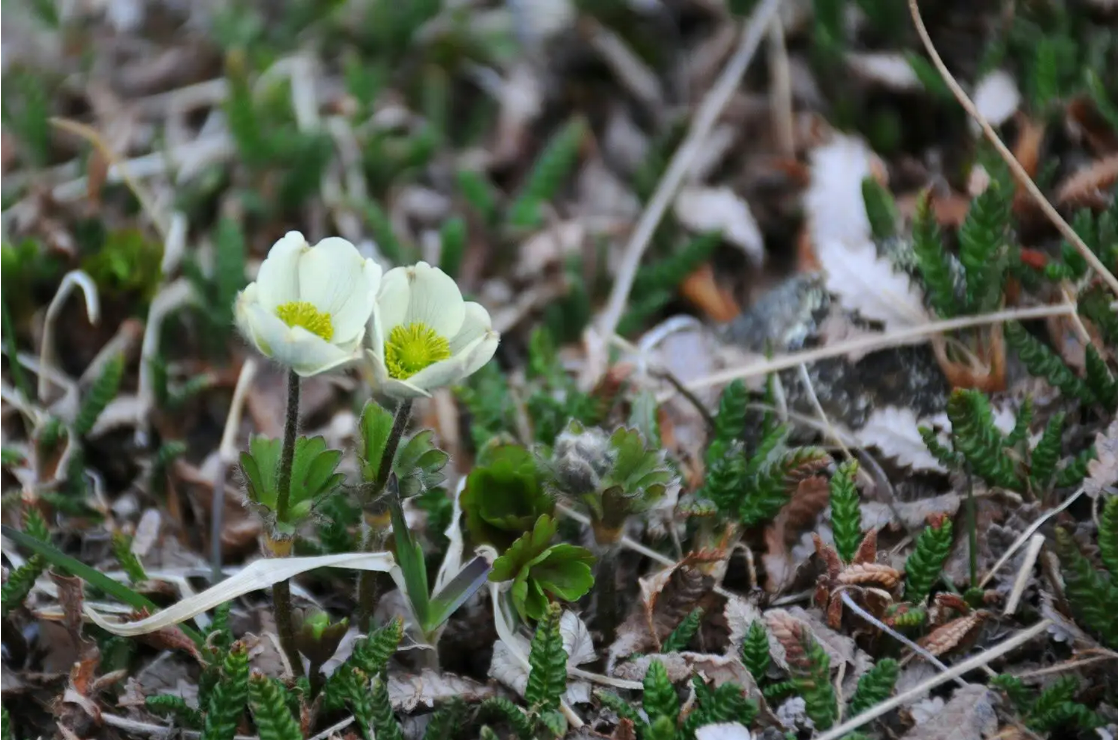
[1,0,1117,739]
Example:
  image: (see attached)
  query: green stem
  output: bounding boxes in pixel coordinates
[272,369,303,677]
[275,370,301,522]
[356,399,414,630]
[966,469,978,587]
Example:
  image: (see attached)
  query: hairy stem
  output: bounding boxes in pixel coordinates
[271,369,303,676]
[356,399,414,630]
[594,545,621,647]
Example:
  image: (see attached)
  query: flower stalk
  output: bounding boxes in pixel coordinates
[356,399,414,629]
[270,369,303,678]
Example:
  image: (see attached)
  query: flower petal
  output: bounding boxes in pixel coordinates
[374,265,411,334]
[362,349,432,398]
[234,283,261,346]
[297,238,377,339]
[249,304,355,376]
[401,333,489,391]
[400,262,466,340]
[458,329,500,378]
[256,232,308,311]
[448,302,493,353]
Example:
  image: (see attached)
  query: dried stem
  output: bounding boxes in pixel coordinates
[906,0,1118,297]
[594,0,784,357]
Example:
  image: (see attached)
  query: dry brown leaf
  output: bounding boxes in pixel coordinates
[674,185,764,265]
[836,562,901,590]
[680,263,740,322]
[724,595,765,653]
[642,553,721,646]
[388,669,493,711]
[918,611,988,657]
[852,528,878,565]
[1085,419,1118,499]
[900,685,999,740]
[1055,154,1118,209]
[763,477,832,592]
[612,719,638,740]
[813,534,842,580]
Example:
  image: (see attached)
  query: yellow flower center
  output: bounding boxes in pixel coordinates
[275,301,334,341]
[385,323,451,379]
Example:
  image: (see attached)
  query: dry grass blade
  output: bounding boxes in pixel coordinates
[906,0,1118,297]
[85,552,402,636]
[680,303,1076,393]
[814,619,1051,740]
[594,0,784,365]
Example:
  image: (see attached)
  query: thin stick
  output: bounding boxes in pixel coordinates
[594,0,784,351]
[840,593,969,685]
[1004,534,1045,617]
[907,0,1118,297]
[678,303,1075,393]
[49,117,168,239]
[979,487,1084,588]
[211,358,258,582]
[813,619,1052,740]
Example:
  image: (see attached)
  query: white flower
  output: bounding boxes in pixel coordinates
[235,232,381,377]
[365,261,499,398]
[695,723,752,740]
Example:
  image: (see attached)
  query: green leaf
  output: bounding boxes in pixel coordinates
[633,230,722,296]
[829,459,862,563]
[370,673,404,740]
[111,532,148,584]
[1055,528,1118,648]
[461,445,553,550]
[241,435,344,528]
[426,556,491,633]
[525,603,567,711]
[145,694,203,728]
[912,193,959,320]
[479,697,534,739]
[248,673,301,740]
[740,446,830,527]
[661,607,703,653]
[200,642,249,740]
[847,658,898,715]
[904,517,954,604]
[1099,495,1118,579]
[1028,412,1064,492]
[490,515,595,622]
[1005,322,1094,405]
[74,354,124,437]
[359,401,449,499]
[946,389,1020,489]
[861,177,898,240]
[958,182,1010,312]
[389,491,431,628]
[438,216,466,280]
[741,620,771,681]
[642,659,679,726]
[456,168,500,226]
[507,117,586,229]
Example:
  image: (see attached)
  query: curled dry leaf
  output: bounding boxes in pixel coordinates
[724,595,765,653]
[641,552,721,647]
[1085,419,1118,499]
[853,405,949,473]
[388,669,493,711]
[680,263,741,322]
[917,611,988,657]
[899,685,999,740]
[1055,154,1118,209]
[836,562,901,590]
[674,185,764,264]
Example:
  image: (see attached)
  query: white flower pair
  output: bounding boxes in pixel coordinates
[235,232,499,397]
